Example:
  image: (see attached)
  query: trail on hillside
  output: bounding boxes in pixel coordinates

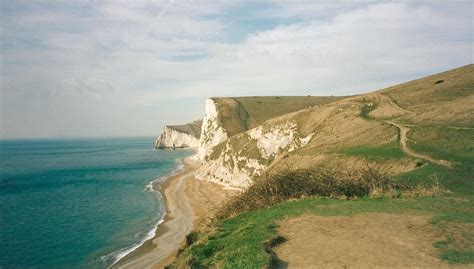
[385,120,452,168]
[400,124,474,130]
[369,93,454,168]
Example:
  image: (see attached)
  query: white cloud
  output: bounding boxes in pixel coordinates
[157,2,471,99]
[1,1,472,138]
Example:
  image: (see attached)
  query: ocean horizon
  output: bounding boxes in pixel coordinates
[0,137,193,268]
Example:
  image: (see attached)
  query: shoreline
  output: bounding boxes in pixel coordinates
[107,160,184,266]
[112,155,237,268]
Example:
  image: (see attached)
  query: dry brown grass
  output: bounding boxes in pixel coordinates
[275,213,455,268]
[166,119,203,138]
[234,96,348,127]
[216,168,403,219]
[379,64,474,126]
[215,166,450,220]
[211,96,351,139]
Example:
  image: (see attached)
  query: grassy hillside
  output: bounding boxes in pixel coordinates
[172,65,474,268]
[379,64,474,126]
[176,196,473,268]
[208,65,473,173]
[211,96,348,138]
[234,96,348,128]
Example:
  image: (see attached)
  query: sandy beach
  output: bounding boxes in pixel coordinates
[113,156,238,269]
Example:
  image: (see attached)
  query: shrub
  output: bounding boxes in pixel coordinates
[217,167,403,219]
[186,231,199,246]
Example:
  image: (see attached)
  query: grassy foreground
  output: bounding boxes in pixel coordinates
[176,194,473,268]
[172,128,473,268]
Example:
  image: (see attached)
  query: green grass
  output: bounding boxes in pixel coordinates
[407,126,474,163]
[337,143,405,162]
[179,149,473,268]
[189,109,474,267]
[182,195,474,268]
[398,125,474,195]
[186,123,473,267]
[441,250,474,264]
[396,163,473,195]
[177,68,474,267]
[394,161,474,263]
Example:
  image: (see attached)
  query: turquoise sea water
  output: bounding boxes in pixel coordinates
[0,137,192,268]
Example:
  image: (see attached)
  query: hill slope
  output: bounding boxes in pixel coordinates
[172,64,474,269]
[196,64,473,188]
[197,96,348,161]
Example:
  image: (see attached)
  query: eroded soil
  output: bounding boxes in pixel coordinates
[275,213,467,268]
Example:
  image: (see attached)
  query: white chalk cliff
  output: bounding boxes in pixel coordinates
[158,98,314,189]
[198,99,228,160]
[155,120,202,149]
[248,122,313,159]
[196,119,313,188]
[189,98,313,188]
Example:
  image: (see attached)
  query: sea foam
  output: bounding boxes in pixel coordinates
[106,217,165,267]
[108,159,186,267]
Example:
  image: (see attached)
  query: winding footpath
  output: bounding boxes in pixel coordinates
[384,121,453,168]
[370,93,458,168]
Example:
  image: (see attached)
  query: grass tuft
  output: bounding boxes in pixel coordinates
[360,101,377,119]
[440,250,474,264]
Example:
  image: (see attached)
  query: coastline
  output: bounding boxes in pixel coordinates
[113,154,238,268]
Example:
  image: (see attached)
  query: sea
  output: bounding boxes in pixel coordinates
[0,137,193,268]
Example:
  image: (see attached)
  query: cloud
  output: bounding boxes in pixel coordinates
[1,1,472,138]
[158,2,471,98]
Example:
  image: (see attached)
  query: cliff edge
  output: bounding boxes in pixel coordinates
[155,120,203,149]
[158,65,474,189]
[195,65,474,189]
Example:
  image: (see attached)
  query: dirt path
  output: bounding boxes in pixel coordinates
[385,120,453,168]
[275,213,467,268]
[365,93,456,167]
[400,124,474,130]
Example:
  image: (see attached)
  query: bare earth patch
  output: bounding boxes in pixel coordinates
[275,213,466,268]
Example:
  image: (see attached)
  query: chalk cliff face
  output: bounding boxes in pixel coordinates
[192,98,319,188]
[198,99,228,160]
[160,98,338,189]
[155,126,199,148]
[248,122,313,159]
[155,120,202,149]
[196,137,265,188]
[196,119,313,188]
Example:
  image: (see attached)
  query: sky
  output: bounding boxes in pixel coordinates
[1,0,472,139]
